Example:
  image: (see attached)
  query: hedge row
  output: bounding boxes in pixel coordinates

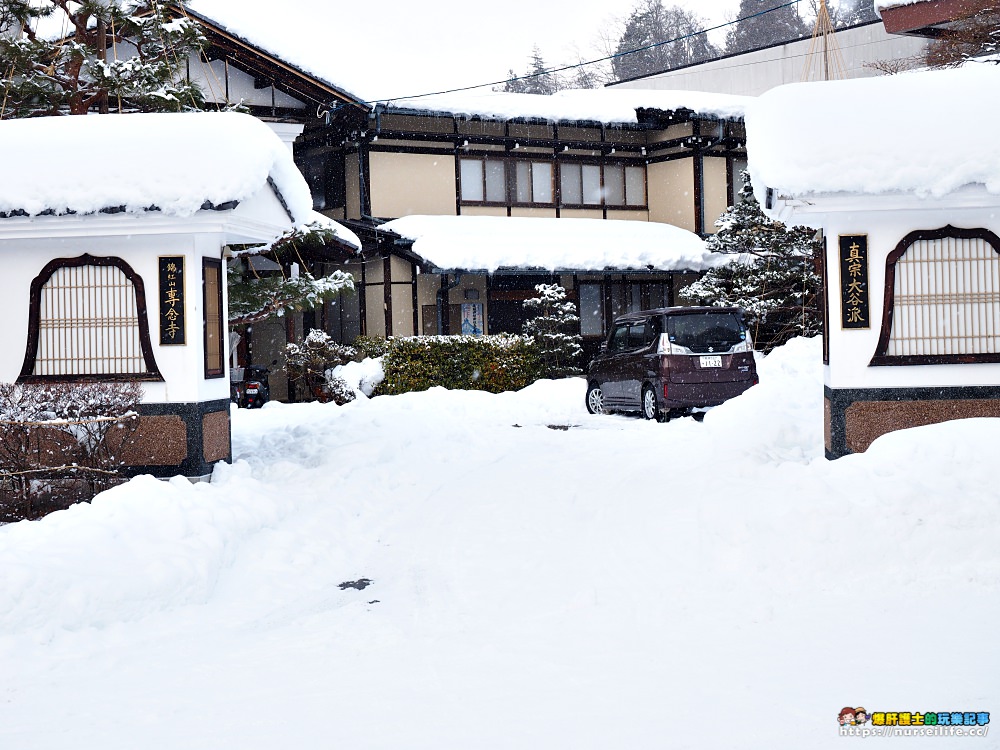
[355,335,543,395]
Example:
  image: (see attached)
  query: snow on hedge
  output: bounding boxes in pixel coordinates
[746,64,1000,201]
[385,86,752,123]
[0,111,313,221]
[380,215,725,272]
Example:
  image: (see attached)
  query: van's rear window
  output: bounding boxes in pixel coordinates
[666,313,744,353]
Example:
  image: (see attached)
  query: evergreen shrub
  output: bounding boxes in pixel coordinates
[371,335,543,396]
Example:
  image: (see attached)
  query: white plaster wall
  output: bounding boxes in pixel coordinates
[0,195,293,406]
[187,56,305,109]
[609,23,927,97]
[792,197,1000,390]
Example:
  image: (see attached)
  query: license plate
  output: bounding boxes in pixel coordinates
[700,355,722,368]
[246,388,259,394]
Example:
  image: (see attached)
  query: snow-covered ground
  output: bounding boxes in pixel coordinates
[0,338,997,749]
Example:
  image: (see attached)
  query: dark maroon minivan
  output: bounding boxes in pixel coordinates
[585,306,758,421]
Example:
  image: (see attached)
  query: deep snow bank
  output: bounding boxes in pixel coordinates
[0,337,997,750]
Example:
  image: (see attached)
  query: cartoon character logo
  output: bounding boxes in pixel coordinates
[855,708,869,725]
[839,707,857,726]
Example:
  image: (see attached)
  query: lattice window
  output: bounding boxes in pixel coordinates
[872,227,1000,366]
[19,255,161,381]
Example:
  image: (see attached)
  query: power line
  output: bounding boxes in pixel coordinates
[360,0,805,106]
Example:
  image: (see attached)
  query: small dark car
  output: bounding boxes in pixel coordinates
[585,306,758,421]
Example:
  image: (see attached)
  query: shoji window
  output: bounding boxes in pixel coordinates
[871,227,1000,365]
[19,255,160,381]
[459,158,506,203]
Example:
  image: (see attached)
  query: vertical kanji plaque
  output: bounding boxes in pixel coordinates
[839,235,869,329]
[159,256,186,344]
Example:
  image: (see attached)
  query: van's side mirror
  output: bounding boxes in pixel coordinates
[599,342,608,353]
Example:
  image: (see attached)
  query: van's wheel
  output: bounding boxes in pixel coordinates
[642,385,665,422]
[586,382,605,415]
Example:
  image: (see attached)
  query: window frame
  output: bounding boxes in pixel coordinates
[460,156,557,207]
[870,225,1000,367]
[512,160,555,207]
[458,156,508,206]
[459,156,648,210]
[18,253,162,383]
[558,160,648,209]
[203,257,226,379]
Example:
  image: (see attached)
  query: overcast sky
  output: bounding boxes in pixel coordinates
[347,0,741,100]
[188,0,772,102]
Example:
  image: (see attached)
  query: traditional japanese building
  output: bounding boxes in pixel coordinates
[747,62,1000,458]
[0,111,328,477]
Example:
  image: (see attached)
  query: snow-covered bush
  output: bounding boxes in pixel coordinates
[284,329,359,403]
[323,376,357,406]
[0,381,143,521]
[522,284,583,378]
[375,335,542,395]
[330,358,385,399]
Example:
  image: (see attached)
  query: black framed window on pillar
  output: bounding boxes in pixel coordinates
[18,254,162,382]
[870,225,1000,366]
[203,258,225,378]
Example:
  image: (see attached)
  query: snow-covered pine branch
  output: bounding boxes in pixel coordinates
[0,0,206,118]
[228,220,356,325]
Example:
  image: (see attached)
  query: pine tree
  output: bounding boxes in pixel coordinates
[0,0,206,118]
[522,284,583,378]
[499,45,564,94]
[679,173,822,352]
[611,0,718,81]
[725,0,808,55]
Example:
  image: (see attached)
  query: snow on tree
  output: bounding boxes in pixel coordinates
[228,220,356,326]
[0,0,206,118]
[499,45,564,94]
[611,0,718,81]
[522,284,583,378]
[836,0,879,26]
[284,329,358,404]
[679,173,821,352]
[924,0,1000,67]
[725,0,808,55]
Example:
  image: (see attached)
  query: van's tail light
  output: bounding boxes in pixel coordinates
[663,383,669,399]
[658,334,691,355]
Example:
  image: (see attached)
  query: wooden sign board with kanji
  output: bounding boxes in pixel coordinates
[839,235,869,329]
[158,256,186,345]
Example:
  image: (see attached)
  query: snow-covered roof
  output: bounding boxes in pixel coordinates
[314,214,360,252]
[185,0,365,103]
[383,88,752,125]
[0,111,313,222]
[874,0,924,10]
[378,215,722,273]
[746,64,1000,203]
